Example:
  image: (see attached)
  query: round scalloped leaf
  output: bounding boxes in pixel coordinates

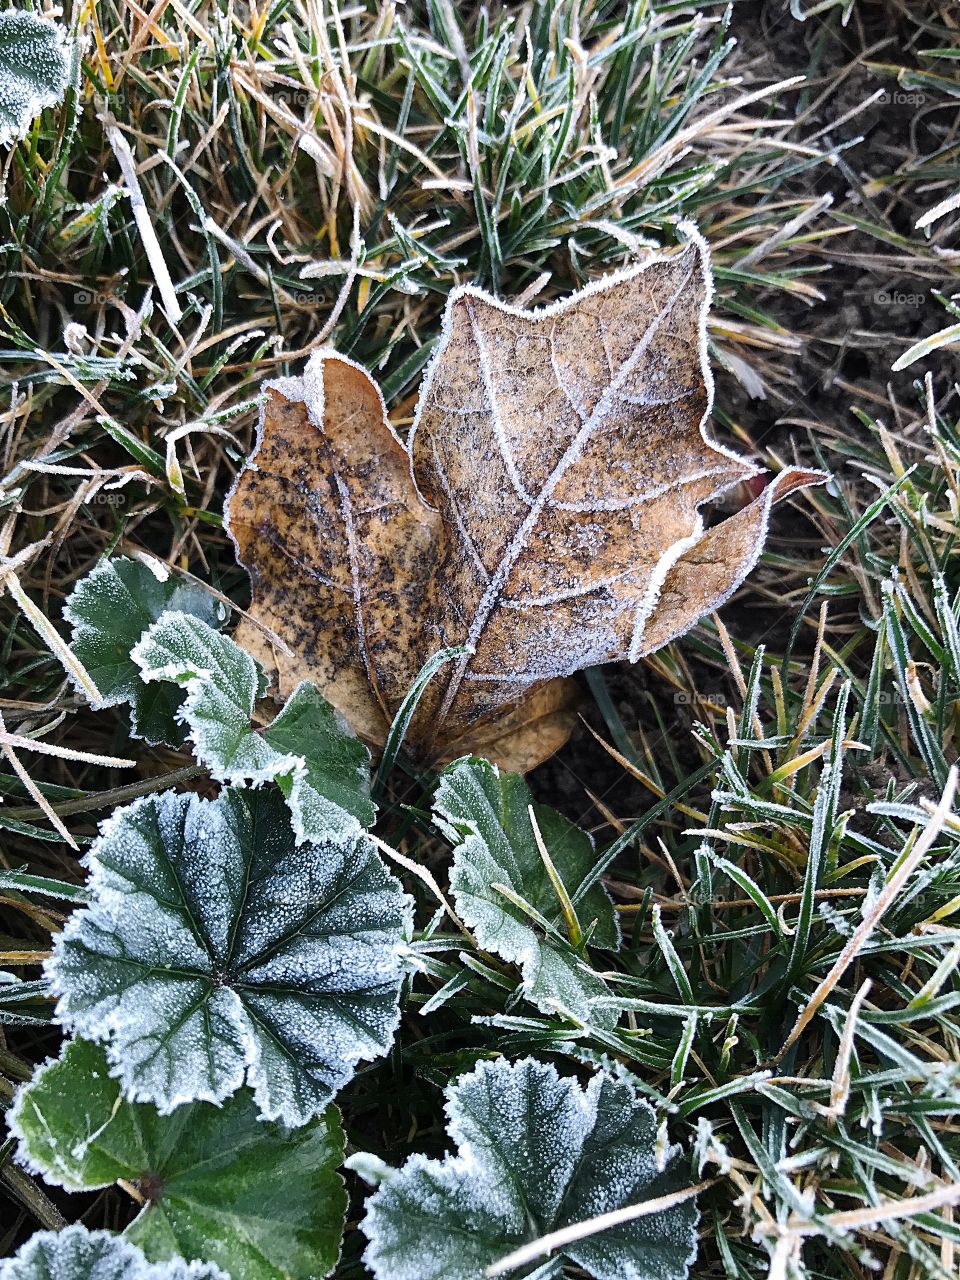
[0,1226,226,1280]
[10,1038,347,1280]
[0,11,70,148]
[47,786,412,1125]
[64,557,229,746]
[350,1056,699,1280]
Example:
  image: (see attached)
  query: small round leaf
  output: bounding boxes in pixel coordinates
[11,1038,347,1279]
[47,786,412,1125]
[351,1056,699,1280]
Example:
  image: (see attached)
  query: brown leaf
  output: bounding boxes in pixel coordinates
[226,237,826,770]
[436,677,581,774]
[227,355,441,744]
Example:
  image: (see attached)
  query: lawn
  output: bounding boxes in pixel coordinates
[1,2,960,1279]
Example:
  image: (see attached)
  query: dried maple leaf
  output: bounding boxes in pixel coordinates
[226,237,824,771]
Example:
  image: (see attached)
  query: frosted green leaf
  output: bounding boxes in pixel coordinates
[46,786,411,1125]
[436,757,619,1026]
[0,1226,226,1280]
[131,612,375,838]
[64,557,228,746]
[11,1038,347,1280]
[0,11,70,148]
[350,1056,699,1280]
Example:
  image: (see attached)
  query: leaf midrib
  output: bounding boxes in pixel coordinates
[430,255,696,735]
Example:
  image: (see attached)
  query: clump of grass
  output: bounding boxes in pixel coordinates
[2,2,960,1277]
[581,377,960,1277]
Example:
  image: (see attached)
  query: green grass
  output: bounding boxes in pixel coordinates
[2,0,960,1277]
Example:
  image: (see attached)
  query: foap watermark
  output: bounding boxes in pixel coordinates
[674,691,732,707]
[73,289,112,307]
[874,289,926,308]
[672,687,909,710]
[84,491,126,507]
[275,88,317,109]
[877,89,925,108]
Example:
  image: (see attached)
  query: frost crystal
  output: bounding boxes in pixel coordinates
[437,757,620,1025]
[47,787,412,1125]
[0,11,70,149]
[132,611,375,839]
[350,1055,700,1280]
[0,1226,226,1280]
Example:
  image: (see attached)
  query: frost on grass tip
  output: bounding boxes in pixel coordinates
[10,1038,347,1280]
[0,10,70,149]
[64,557,228,746]
[0,1226,226,1280]
[437,756,620,1026]
[349,1056,699,1280]
[46,786,412,1125]
[131,611,375,839]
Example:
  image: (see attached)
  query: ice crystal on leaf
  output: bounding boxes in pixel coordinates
[131,611,375,839]
[64,557,228,746]
[11,1038,347,1279]
[226,236,825,772]
[0,11,70,148]
[46,787,412,1125]
[349,1056,699,1280]
[0,1226,226,1280]
[437,757,620,1025]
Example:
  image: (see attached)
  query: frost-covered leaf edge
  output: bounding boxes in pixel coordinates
[45,785,412,1124]
[8,1037,349,1280]
[349,1054,700,1280]
[46,790,252,1115]
[0,11,71,148]
[0,1225,228,1280]
[130,610,375,839]
[62,556,229,745]
[436,756,620,1026]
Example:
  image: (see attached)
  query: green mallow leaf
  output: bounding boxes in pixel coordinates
[46,786,412,1125]
[64,557,228,746]
[0,1226,226,1280]
[131,612,375,839]
[0,11,70,148]
[349,1055,699,1280]
[11,1038,347,1280]
[436,757,620,1026]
